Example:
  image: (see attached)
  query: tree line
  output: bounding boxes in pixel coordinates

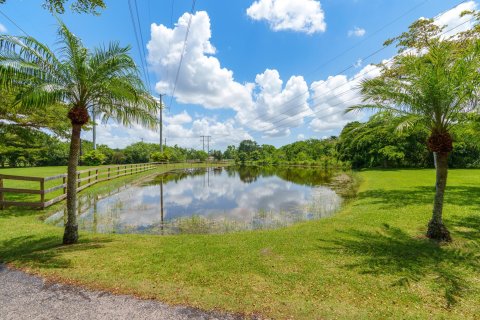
[1,2,479,244]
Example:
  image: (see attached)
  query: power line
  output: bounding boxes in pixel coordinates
[127,0,151,93]
[302,0,433,79]
[250,45,388,128]
[168,0,197,110]
[246,0,470,127]
[271,15,477,132]
[133,0,153,92]
[0,9,30,37]
[243,1,474,134]
[254,16,478,136]
[203,13,473,142]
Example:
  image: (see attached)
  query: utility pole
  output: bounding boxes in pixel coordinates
[200,135,211,153]
[160,178,164,234]
[159,94,165,153]
[92,105,96,150]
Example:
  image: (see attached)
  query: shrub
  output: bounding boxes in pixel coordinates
[81,150,107,166]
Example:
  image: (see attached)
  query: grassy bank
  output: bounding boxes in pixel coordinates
[0,169,479,319]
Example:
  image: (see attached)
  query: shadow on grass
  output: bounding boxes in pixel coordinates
[450,214,480,243]
[358,186,480,209]
[320,224,480,308]
[0,207,46,219]
[0,235,111,270]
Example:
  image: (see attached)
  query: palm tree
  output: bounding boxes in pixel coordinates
[0,21,158,244]
[347,19,480,241]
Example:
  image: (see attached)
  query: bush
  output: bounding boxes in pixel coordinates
[150,151,170,162]
[81,150,107,166]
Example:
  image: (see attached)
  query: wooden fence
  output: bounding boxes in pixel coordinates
[0,162,185,210]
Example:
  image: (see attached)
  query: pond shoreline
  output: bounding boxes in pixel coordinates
[46,165,349,236]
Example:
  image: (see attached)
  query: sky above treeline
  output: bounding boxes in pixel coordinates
[0,0,477,150]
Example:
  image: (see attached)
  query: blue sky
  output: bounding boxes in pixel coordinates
[0,0,476,150]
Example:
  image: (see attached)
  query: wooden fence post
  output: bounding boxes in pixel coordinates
[40,179,45,206]
[108,167,111,180]
[0,177,4,210]
[63,176,67,194]
[88,170,91,184]
[77,172,81,188]
[96,169,99,182]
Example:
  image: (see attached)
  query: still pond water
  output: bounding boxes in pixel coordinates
[47,166,345,235]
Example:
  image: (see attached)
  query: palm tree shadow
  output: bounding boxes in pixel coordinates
[319,224,479,308]
[0,235,112,270]
[450,214,480,243]
[358,186,480,210]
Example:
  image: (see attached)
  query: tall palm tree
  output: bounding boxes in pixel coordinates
[347,19,480,241]
[0,21,158,244]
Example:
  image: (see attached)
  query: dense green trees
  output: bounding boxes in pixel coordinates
[228,138,345,167]
[0,21,158,244]
[347,16,480,241]
[338,113,480,169]
[338,113,431,168]
[0,126,70,167]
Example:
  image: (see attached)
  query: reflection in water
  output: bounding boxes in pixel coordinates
[46,166,344,235]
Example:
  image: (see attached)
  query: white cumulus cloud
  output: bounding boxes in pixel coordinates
[309,64,381,132]
[164,110,192,125]
[0,23,7,33]
[433,1,477,37]
[236,69,311,138]
[147,11,313,139]
[147,11,254,111]
[165,116,253,149]
[246,0,326,34]
[348,27,366,37]
[82,111,252,150]
[308,2,478,135]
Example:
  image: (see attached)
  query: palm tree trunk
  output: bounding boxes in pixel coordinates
[426,151,452,242]
[63,123,82,245]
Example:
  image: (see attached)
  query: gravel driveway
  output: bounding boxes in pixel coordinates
[0,265,250,320]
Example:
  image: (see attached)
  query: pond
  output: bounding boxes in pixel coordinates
[46,166,349,235]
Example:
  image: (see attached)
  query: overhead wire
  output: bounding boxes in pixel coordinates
[254,16,477,135]
[134,0,153,93]
[241,1,474,135]
[245,0,470,128]
[168,0,197,110]
[127,0,152,93]
[162,0,177,112]
[0,9,30,36]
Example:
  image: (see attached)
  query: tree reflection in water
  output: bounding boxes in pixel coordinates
[46,166,350,235]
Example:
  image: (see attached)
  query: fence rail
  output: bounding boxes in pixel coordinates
[0,161,228,210]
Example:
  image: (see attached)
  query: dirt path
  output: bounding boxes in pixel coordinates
[0,265,247,320]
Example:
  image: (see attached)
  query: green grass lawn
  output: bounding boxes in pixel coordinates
[1,168,479,319]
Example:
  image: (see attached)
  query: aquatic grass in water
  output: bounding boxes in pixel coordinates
[46,167,351,235]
